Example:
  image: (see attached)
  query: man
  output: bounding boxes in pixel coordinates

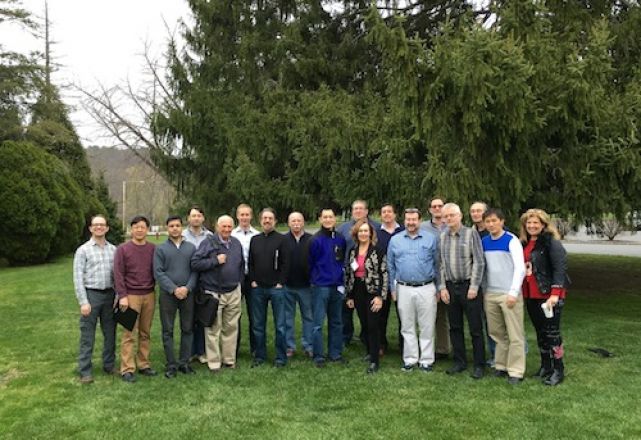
[420,196,450,360]
[387,208,440,372]
[249,208,290,367]
[154,215,198,378]
[469,200,495,366]
[191,215,245,372]
[337,200,380,346]
[114,215,157,383]
[481,208,526,385]
[376,203,404,355]
[231,203,259,355]
[470,201,489,238]
[438,203,486,379]
[284,212,313,358]
[308,208,347,367]
[73,215,117,384]
[182,206,213,363]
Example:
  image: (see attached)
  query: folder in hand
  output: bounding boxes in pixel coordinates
[114,307,139,331]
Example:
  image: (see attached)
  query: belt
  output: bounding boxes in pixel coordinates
[449,279,470,285]
[397,279,433,287]
[86,287,113,293]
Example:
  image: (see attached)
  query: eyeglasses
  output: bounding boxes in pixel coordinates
[91,223,107,227]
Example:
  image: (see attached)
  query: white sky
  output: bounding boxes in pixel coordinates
[2,0,191,146]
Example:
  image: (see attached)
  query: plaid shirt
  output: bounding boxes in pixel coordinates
[438,225,485,292]
[73,238,117,305]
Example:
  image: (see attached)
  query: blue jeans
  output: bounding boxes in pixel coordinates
[284,286,313,352]
[251,286,287,364]
[311,286,344,361]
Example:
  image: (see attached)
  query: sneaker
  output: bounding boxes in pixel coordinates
[79,375,94,384]
[367,363,379,374]
[314,359,326,368]
[418,364,433,373]
[507,376,523,385]
[164,368,177,379]
[304,350,314,359]
[401,364,415,373]
[286,349,295,358]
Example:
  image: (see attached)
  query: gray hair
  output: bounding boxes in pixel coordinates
[442,203,462,216]
[217,215,235,226]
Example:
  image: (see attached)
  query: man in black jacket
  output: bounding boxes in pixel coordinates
[191,215,244,373]
[284,212,313,358]
[249,208,290,367]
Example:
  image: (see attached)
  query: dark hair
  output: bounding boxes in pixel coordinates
[259,207,276,219]
[187,205,205,217]
[404,207,422,219]
[351,219,377,246]
[318,207,335,218]
[90,215,108,226]
[130,215,150,227]
[381,203,396,213]
[430,196,445,207]
[166,215,183,225]
[483,208,505,221]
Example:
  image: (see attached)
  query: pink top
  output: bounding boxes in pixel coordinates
[355,254,366,278]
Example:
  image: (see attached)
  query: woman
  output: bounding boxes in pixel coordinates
[519,209,569,386]
[345,219,388,373]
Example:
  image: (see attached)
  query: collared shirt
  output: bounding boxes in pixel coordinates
[387,230,440,290]
[72,238,117,306]
[182,226,213,248]
[420,219,447,237]
[438,225,485,291]
[232,225,259,274]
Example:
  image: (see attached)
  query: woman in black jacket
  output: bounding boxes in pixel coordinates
[519,209,569,386]
[345,219,388,373]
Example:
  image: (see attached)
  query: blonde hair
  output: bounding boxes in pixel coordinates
[519,209,560,241]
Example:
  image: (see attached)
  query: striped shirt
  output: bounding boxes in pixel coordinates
[438,225,485,292]
[72,238,117,305]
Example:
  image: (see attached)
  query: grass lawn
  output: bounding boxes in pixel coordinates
[1,253,640,439]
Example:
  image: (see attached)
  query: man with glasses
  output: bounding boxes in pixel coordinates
[387,208,440,372]
[421,196,451,361]
[73,215,117,384]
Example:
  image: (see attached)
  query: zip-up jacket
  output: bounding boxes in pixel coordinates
[249,230,290,287]
[191,234,244,293]
[308,227,346,287]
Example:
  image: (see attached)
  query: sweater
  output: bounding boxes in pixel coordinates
[285,231,312,287]
[481,231,525,297]
[249,230,290,287]
[153,239,198,295]
[114,241,156,298]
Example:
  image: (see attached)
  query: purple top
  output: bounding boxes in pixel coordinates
[114,241,156,298]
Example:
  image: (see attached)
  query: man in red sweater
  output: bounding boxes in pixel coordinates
[114,215,157,383]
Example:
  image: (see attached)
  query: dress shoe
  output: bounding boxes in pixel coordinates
[532,367,553,379]
[274,361,287,368]
[367,363,379,374]
[178,365,195,375]
[138,368,157,377]
[419,364,433,373]
[544,370,564,386]
[329,357,348,365]
[314,359,326,368]
[103,367,117,375]
[446,364,467,375]
[401,364,415,373]
[79,375,94,384]
[121,372,136,383]
[251,360,264,368]
[470,367,484,379]
[210,368,221,374]
[222,363,236,369]
[164,368,177,379]
[507,376,523,385]
[494,369,508,378]
[435,353,449,361]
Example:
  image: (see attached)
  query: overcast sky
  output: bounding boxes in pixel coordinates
[3,0,191,146]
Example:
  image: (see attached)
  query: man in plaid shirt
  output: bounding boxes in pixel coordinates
[73,215,117,384]
[438,203,486,379]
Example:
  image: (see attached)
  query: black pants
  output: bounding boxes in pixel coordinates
[526,298,564,371]
[160,291,195,369]
[446,280,485,368]
[380,296,403,352]
[237,274,256,355]
[353,279,382,365]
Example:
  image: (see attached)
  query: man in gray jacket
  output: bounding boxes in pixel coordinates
[154,215,199,378]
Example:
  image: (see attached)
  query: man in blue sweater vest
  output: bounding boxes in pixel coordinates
[308,208,348,367]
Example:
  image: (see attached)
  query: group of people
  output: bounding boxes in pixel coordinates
[73,198,569,386]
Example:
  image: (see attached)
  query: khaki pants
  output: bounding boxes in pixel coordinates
[205,285,242,370]
[435,301,450,355]
[484,293,525,378]
[120,292,155,374]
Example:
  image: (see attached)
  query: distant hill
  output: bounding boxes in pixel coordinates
[86,147,174,226]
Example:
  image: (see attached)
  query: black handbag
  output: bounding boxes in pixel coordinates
[194,289,219,327]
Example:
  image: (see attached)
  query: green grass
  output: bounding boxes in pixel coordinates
[1,254,640,439]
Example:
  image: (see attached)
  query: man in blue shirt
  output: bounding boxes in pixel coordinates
[387,208,440,372]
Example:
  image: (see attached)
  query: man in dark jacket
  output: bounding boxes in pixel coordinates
[284,212,313,358]
[154,215,199,378]
[308,208,347,367]
[249,208,290,367]
[191,215,245,372]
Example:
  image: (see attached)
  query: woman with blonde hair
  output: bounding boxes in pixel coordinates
[519,209,569,386]
[344,219,388,374]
